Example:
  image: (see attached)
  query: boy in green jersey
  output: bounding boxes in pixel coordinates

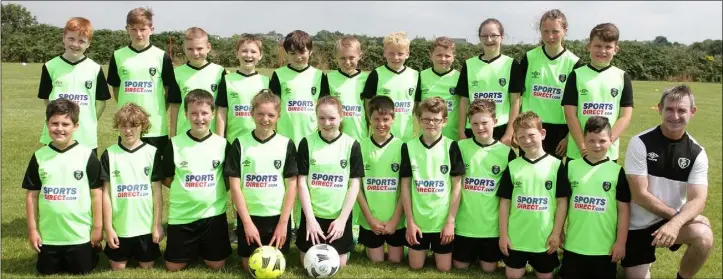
[107,7,179,155]
[38,17,110,152]
[562,23,633,161]
[357,96,406,263]
[415,37,461,140]
[296,96,365,269]
[102,103,164,270]
[216,34,270,141]
[23,99,103,275]
[401,97,465,272]
[496,111,570,279]
[361,31,419,142]
[224,90,298,271]
[559,116,630,278]
[162,90,232,271]
[169,27,226,137]
[454,99,515,272]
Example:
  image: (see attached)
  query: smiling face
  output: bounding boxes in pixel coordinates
[47,114,78,146]
[370,110,394,138]
[659,95,696,136]
[185,101,213,135]
[469,112,497,142]
[119,122,142,147]
[479,23,503,55]
[584,129,611,158]
[237,41,262,72]
[316,103,342,134]
[62,31,90,58]
[515,127,545,155]
[383,43,409,69]
[336,45,362,74]
[431,46,454,72]
[184,37,211,65]
[419,111,447,138]
[286,47,311,69]
[252,102,279,133]
[587,36,619,68]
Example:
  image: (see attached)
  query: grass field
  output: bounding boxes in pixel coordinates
[1,63,721,278]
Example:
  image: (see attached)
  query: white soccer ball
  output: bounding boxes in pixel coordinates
[303,244,341,278]
[21,62,27,66]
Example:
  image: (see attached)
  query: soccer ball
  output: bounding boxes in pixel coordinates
[248,246,285,279]
[303,244,341,278]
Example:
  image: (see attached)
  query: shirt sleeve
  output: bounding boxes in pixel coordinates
[269,72,281,97]
[319,73,330,97]
[518,54,529,95]
[360,70,379,100]
[296,138,309,175]
[414,74,423,102]
[151,147,164,182]
[400,143,412,178]
[623,136,648,176]
[86,152,102,189]
[106,53,120,87]
[616,167,632,202]
[509,59,523,93]
[620,72,634,107]
[561,70,578,106]
[688,149,709,186]
[162,142,176,179]
[283,139,298,178]
[22,154,42,190]
[100,150,110,182]
[223,139,242,178]
[449,141,465,176]
[507,149,517,161]
[556,163,571,198]
[349,141,365,178]
[95,68,111,101]
[496,168,513,199]
[37,64,53,99]
[161,53,176,88]
[216,71,228,106]
[456,63,469,99]
[167,68,181,104]
[573,60,586,70]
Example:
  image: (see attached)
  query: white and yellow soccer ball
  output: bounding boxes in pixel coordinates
[248,246,286,279]
[303,244,341,278]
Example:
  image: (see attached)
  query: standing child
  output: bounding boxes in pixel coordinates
[356,96,406,263]
[102,103,164,270]
[454,99,515,272]
[162,90,231,271]
[496,111,569,279]
[361,31,419,142]
[401,97,465,272]
[296,96,364,269]
[519,9,584,158]
[416,36,461,140]
[38,17,110,152]
[559,116,630,278]
[23,99,103,275]
[562,23,633,161]
[457,19,522,146]
[224,89,298,271]
[169,27,226,137]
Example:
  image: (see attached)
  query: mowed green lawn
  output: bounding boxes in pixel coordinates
[1,63,721,278]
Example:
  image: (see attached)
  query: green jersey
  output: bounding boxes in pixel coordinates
[416,68,461,140]
[565,157,630,255]
[22,142,101,245]
[270,65,328,146]
[401,136,465,233]
[457,55,522,128]
[456,139,514,238]
[361,65,419,142]
[520,47,580,124]
[216,71,270,142]
[298,132,365,219]
[101,142,163,237]
[359,135,405,230]
[327,70,369,143]
[170,62,226,135]
[163,131,229,225]
[38,56,111,148]
[496,154,570,253]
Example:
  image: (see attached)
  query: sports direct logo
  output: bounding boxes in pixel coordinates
[531,85,562,100]
[42,186,78,201]
[244,174,281,188]
[116,184,150,198]
[310,173,345,188]
[472,92,504,104]
[415,180,445,193]
[394,101,412,113]
[123,80,153,94]
[365,177,397,192]
[342,105,363,117]
[183,174,216,189]
[515,195,549,211]
[233,104,252,117]
[572,195,607,212]
[582,102,615,116]
[57,93,90,106]
[287,100,315,113]
[463,177,496,193]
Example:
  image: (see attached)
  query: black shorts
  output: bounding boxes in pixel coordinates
[541,123,568,156]
[236,215,292,257]
[464,124,508,140]
[104,233,161,263]
[358,227,406,249]
[453,235,503,263]
[405,232,453,254]
[559,249,616,278]
[164,213,232,263]
[502,249,559,273]
[140,135,169,158]
[621,219,683,268]
[295,211,354,255]
[36,242,100,275]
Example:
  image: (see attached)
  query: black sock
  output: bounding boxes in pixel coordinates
[677,272,685,279]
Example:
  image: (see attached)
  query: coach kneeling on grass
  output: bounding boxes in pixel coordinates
[622,84,713,279]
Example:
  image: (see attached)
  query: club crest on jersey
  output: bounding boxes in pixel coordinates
[559,74,567,82]
[144,166,150,176]
[610,88,619,97]
[449,87,456,95]
[678,158,691,169]
[149,67,157,76]
[274,160,282,170]
[492,165,500,175]
[211,84,218,92]
[311,86,317,95]
[340,159,348,169]
[74,170,83,180]
[602,181,612,192]
[440,165,449,174]
[85,80,93,89]
[212,160,220,168]
[499,78,507,87]
[391,163,400,172]
[532,71,541,79]
[408,88,415,96]
[545,180,553,190]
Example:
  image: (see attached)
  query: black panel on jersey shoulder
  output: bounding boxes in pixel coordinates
[339,69,361,79]
[318,131,343,144]
[186,130,213,143]
[118,140,148,154]
[432,68,453,77]
[371,134,395,149]
[586,64,612,73]
[128,44,152,54]
[419,135,443,149]
[187,61,211,71]
[473,138,498,148]
[59,55,88,66]
[522,153,549,164]
[479,53,502,64]
[384,64,407,75]
[582,156,610,166]
[252,130,277,144]
[287,64,311,73]
[542,47,568,61]
[236,70,258,77]
[48,141,80,154]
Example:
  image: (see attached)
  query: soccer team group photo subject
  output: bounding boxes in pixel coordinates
[24,6,714,279]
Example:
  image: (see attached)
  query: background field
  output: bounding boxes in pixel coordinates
[1,63,721,278]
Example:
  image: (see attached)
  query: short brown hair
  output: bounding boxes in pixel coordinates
[478,18,505,37]
[416,97,448,118]
[335,36,361,53]
[467,99,496,120]
[367,95,395,117]
[184,27,208,41]
[113,103,151,136]
[236,33,264,53]
[251,89,280,113]
[513,111,543,133]
[431,36,456,53]
[184,89,215,112]
[63,17,93,41]
[589,23,619,43]
[46,99,79,124]
[283,30,312,53]
[583,116,611,136]
[126,7,153,26]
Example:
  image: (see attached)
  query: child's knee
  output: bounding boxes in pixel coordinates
[205,260,226,270]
